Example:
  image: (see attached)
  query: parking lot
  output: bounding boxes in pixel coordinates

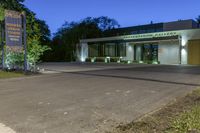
[0,63,200,133]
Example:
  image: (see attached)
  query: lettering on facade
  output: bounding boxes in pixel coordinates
[123,31,179,40]
[5,10,22,46]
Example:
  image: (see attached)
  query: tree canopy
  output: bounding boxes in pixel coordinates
[47,16,120,62]
[0,0,51,70]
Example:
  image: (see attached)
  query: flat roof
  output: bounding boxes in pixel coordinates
[80,29,200,43]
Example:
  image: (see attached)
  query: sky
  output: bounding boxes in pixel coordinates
[24,0,200,35]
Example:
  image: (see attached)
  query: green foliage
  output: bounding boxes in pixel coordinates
[169,106,200,133]
[4,44,50,71]
[26,20,51,70]
[0,0,25,13]
[5,51,24,69]
[0,7,4,21]
[28,44,51,66]
[0,0,51,71]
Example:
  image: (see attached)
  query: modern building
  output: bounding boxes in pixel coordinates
[78,19,200,65]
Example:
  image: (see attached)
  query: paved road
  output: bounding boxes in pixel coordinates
[38,62,146,73]
[0,63,200,133]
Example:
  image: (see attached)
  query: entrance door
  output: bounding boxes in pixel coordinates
[143,44,158,63]
[188,40,200,65]
[135,44,158,63]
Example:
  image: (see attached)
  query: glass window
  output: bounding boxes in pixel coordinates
[146,29,155,33]
[139,30,146,34]
[156,28,163,32]
[131,31,138,34]
[105,43,116,57]
[117,43,126,57]
[88,44,98,57]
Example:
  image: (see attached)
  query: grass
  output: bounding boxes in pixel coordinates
[169,106,200,133]
[0,70,25,79]
[108,89,200,133]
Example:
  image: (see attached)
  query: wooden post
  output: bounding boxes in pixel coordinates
[0,20,5,69]
[22,12,27,72]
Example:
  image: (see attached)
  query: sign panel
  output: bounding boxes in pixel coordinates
[80,31,180,43]
[5,10,22,46]
[123,31,179,40]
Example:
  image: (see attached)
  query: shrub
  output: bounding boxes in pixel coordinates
[110,57,120,62]
[95,57,105,62]
[5,51,24,70]
[28,44,51,72]
[85,57,91,62]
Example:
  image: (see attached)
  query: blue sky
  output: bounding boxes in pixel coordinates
[24,0,200,34]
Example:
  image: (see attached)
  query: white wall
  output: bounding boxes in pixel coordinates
[79,29,200,64]
[78,43,88,62]
[135,45,142,61]
[124,43,134,61]
[158,41,180,64]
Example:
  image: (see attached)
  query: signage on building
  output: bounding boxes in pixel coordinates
[123,31,179,40]
[5,10,22,47]
[80,31,180,43]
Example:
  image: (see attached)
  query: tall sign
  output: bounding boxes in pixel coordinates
[5,10,22,47]
[2,10,27,71]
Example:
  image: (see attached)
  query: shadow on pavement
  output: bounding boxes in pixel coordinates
[70,72,200,87]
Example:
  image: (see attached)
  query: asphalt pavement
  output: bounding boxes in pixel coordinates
[0,63,199,133]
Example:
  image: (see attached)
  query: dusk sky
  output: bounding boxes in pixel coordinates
[24,0,200,35]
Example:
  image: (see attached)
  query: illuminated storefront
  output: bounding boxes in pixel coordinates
[78,20,200,65]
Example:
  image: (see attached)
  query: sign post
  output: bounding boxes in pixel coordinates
[4,10,27,71]
[0,20,5,69]
[22,12,27,72]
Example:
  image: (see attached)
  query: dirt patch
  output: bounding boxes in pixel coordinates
[107,89,200,133]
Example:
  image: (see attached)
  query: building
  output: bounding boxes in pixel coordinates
[78,19,200,65]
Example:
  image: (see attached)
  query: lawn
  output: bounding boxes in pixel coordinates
[108,89,200,133]
[0,70,25,79]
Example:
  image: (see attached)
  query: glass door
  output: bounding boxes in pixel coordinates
[143,44,158,63]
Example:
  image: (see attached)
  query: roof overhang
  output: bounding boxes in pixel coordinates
[80,29,200,43]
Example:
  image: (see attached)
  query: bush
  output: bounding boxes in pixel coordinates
[85,57,91,62]
[85,57,96,62]
[95,57,105,62]
[110,57,120,62]
[28,44,51,71]
[5,51,24,70]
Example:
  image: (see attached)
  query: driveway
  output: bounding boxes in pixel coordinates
[0,63,200,133]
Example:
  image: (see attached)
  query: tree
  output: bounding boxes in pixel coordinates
[35,19,51,44]
[0,0,25,11]
[94,16,120,31]
[0,7,4,21]
[49,16,120,62]
[0,0,51,70]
